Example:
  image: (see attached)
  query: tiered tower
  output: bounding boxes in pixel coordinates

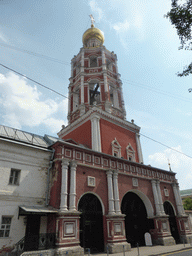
[58,21,143,163]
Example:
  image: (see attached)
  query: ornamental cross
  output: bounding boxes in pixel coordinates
[89,14,95,26]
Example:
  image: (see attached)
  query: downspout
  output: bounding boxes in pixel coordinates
[45,149,55,206]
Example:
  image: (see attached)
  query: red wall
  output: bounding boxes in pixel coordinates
[76,165,108,213]
[62,120,92,149]
[100,119,139,162]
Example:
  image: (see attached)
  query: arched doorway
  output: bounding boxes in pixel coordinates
[164,201,180,243]
[78,193,104,253]
[121,192,154,247]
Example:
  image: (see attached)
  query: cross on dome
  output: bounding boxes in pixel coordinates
[89,14,95,27]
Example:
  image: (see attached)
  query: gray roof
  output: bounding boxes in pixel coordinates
[0,125,51,148]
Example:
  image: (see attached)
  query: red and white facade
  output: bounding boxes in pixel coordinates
[48,24,192,255]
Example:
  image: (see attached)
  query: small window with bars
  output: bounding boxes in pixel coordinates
[0,217,12,238]
[90,56,97,67]
[9,169,21,185]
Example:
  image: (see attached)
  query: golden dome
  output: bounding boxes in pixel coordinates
[82,25,104,47]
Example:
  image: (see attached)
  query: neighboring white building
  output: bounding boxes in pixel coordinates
[0,125,55,253]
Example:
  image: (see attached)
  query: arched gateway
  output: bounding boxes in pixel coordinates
[78,193,104,253]
[121,191,154,247]
[164,201,180,243]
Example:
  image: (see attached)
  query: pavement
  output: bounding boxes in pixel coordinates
[87,243,192,256]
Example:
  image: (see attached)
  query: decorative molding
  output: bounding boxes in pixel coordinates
[87,176,96,187]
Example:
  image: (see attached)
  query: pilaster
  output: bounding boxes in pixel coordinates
[151,180,161,216]
[91,114,101,152]
[69,160,77,211]
[136,133,144,164]
[113,170,121,214]
[60,158,70,212]
[106,170,115,215]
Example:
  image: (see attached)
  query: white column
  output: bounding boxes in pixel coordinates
[136,133,144,164]
[60,158,70,212]
[91,115,101,152]
[69,160,77,211]
[151,180,161,216]
[71,61,74,77]
[172,183,185,215]
[156,180,166,215]
[102,48,106,69]
[176,183,185,215]
[106,170,115,215]
[113,170,121,214]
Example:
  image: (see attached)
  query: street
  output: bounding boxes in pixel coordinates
[162,248,192,256]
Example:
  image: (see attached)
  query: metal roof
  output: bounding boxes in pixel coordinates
[0,125,49,148]
[19,205,58,215]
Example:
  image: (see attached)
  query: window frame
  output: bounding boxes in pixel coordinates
[9,169,21,186]
[0,216,12,238]
[111,138,121,158]
[89,56,98,68]
[126,143,135,162]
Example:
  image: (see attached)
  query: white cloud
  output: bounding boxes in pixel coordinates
[89,0,104,22]
[149,146,192,190]
[0,31,7,42]
[0,72,68,133]
[113,20,130,32]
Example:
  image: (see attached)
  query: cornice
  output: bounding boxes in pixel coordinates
[58,106,140,138]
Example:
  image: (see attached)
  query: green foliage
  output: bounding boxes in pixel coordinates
[183,197,192,210]
[166,0,192,76]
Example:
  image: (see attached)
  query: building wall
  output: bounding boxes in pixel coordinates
[100,118,138,161]
[0,139,52,250]
[62,120,92,149]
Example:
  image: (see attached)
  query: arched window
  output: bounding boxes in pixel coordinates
[126,143,135,161]
[73,88,79,112]
[106,59,113,71]
[90,56,97,67]
[76,64,80,74]
[111,138,121,157]
[89,82,100,105]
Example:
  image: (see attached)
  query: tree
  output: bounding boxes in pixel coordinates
[183,197,192,210]
[166,0,192,76]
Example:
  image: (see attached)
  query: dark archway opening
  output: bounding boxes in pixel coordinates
[78,193,104,253]
[164,201,180,243]
[121,192,154,247]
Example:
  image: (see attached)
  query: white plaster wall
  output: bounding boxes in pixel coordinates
[0,139,52,250]
[0,201,26,249]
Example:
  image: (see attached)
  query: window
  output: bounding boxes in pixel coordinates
[111,138,121,158]
[126,144,135,162]
[0,217,12,237]
[9,169,20,185]
[73,89,79,112]
[89,83,100,105]
[90,56,97,67]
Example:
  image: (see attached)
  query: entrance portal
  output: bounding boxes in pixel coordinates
[164,201,180,243]
[121,192,154,247]
[78,193,104,253]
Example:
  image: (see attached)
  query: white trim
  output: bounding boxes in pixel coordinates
[121,189,154,218]
[77,191,105,215]
[163,200,177,216]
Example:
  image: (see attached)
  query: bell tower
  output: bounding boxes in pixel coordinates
[58,18,143,163]
[67,20,126,123]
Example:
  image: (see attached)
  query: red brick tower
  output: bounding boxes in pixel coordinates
[58,22,143,164]
[49,19,192,256]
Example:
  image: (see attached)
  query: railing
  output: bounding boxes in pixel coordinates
[14,233,56,254]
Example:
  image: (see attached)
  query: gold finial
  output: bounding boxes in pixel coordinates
[89,14,95,27]
[168,159,172,172]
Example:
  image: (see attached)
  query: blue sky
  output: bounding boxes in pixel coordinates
[0,0,192,189]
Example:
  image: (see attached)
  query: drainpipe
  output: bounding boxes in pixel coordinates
[45,149,55,206]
